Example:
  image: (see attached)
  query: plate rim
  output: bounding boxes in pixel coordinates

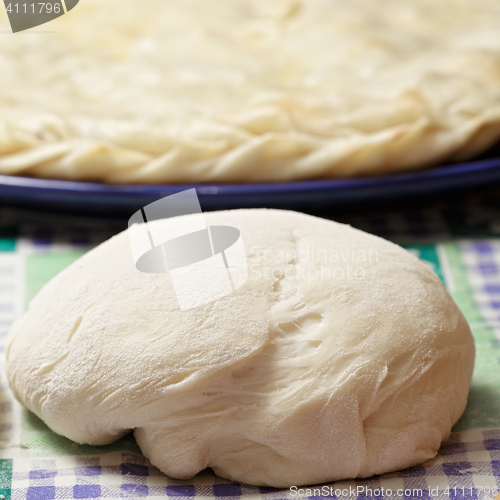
[0,155,499,206]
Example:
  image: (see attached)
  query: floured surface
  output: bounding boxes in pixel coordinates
[0,0,500,182]
[5,209,475,487]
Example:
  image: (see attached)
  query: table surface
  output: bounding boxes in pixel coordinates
[1,186,500,500]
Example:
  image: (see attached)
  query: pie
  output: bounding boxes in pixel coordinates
[0,0,499,183]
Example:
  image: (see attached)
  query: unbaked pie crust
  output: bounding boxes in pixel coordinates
[1,0,500,183]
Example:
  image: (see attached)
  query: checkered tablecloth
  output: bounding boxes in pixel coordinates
[1,200,500,500]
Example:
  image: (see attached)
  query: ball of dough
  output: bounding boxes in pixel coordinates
[6,209,474,487]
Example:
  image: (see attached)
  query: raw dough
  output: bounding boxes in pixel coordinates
[6,209,474,487]
[0,0,500,182]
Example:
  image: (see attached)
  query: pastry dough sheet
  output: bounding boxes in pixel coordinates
[0,0,500,183]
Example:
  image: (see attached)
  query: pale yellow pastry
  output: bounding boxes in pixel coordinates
[0,0,499,183]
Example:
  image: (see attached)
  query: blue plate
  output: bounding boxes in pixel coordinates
[1,155,500,212]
